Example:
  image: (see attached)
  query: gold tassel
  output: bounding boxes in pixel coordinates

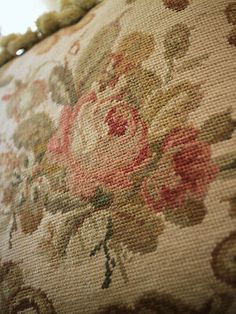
[36,12,60,36]
[0,0,100,67]
[57,7,85,27]
[7,29,39,55]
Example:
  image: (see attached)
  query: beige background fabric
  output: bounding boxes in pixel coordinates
[0,0,236,313]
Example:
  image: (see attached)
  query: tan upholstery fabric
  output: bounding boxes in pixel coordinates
[0,0,236,312]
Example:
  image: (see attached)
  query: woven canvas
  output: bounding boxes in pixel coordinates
[0,0,236,312]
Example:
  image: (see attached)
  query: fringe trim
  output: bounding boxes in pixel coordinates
[0,0,101,67]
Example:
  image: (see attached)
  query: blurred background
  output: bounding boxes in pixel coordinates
[0,0,59,35]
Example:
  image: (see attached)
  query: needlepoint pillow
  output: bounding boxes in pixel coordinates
[0,0,236,313]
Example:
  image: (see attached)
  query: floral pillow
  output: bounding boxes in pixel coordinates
[0,0,236,313]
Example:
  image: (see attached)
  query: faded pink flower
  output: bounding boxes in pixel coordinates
[2,80,47,121]
[47,92,150,198]
[142,127,219,212]
[99,53,137,91]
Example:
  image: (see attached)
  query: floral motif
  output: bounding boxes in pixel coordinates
[49,65,77,106]
[11,160,48,235]
[0,261,56,313]
[0,152,47,237]
[0,261,23,302]
[47,92,150,198]
[142,127,218,214]
[116,32,155,67]
[9,287,56,314]
[0,151,20,234]
[0,113,56,239]
[74,20,121,97]
[199,108,236,144]
[0,4,235,301]
[111,201,164,255]
[164,23,190,61]
[2,80,47,120]
[13,112,54,152]
[99,32,155,91]
[44,18,225,286]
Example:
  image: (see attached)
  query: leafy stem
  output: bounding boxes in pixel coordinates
[90,216,116,289]
[165,58,174,84]
[114,245,128,284]
[213,153,236,181]
[8,212,17,249]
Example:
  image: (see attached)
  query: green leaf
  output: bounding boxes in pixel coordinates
[163,198,206,228]
[148,81,202,142]
[44,192,84,214]
[112,201,164,254]
[48,204,94,258]
[123,66,162,107]
[164,23,191,60]
[75,20,120,96]
[90,187,113,209]
[199,108,236,144]
[18,202,44,235]
[116,32,155,65]
[176,53,209,73]
[13,112,54,151]
[0,261,23,308]
[49,65,77,105]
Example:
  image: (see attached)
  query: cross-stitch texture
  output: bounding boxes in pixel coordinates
[0,0,236,313]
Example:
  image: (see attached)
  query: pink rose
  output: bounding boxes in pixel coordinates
[142,127,218,212]
[47,92,150,198]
